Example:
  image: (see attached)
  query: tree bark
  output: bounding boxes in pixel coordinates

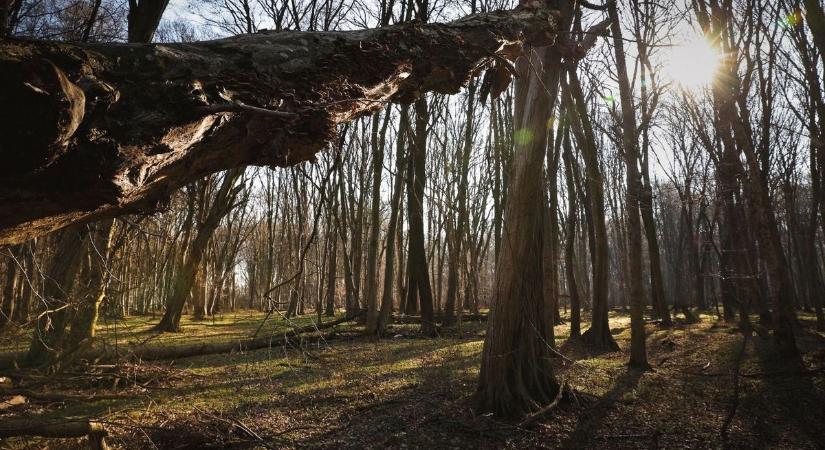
[408,97,436,336]
[0,0,19,37]
[608,1,648,368]
[24,227,87,367]
[376,105,409,334]
[0,419,110,450]
[562,68,618,351]
[444,79,477,327]
[475,0,569,417]
[562,126,580,338]
[0,6,559,245]
[59,220,115,367]
[365,109,390,333]
[0,244,20,329]
[127,0,169,43]
[154,169,242,332]
[325,211,337,317]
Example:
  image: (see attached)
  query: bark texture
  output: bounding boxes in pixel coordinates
[0,6,559,245]
[475,0,569,416]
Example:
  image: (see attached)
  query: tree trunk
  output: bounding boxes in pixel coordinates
[127,0,169,43]
[60,220,115,367]
[608,1,648,368]
[154,169,242,332]
[444,79,477,327]
[0,0,20,37]
[365,110,389,333]
[0,244,20,329]
[562,127,581,339]
[377,105,409,334]
[325,216,337,317]
[563,68,618,351]
[694,0,798,357]
[12,240,34,323]
[24,227,87,367]
[546,107,563,330]
[475,1,568,417]
[408,97,436,336]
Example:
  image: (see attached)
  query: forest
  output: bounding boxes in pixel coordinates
[0,0,824,448]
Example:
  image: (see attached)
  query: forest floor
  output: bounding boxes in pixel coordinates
[1,310,824,449]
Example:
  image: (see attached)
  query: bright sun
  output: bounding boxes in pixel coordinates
[663,38,722,90]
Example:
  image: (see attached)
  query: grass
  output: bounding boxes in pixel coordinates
[1,310,824,449]
[0,310,351,355]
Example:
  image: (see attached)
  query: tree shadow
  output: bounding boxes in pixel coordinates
[727,329,825,448]
[560,367,646,449]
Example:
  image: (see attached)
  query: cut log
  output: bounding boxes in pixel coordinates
[0,5,560,245]
[0,419,109,449]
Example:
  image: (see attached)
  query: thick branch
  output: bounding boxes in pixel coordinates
[0,6,558,245]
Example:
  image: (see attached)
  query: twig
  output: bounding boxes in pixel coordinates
[199,101,297,119]
[519,381,567,427]
[193,406,279,450]
[720,333,749,441]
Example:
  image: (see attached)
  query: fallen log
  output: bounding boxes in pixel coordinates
[0,387,132,402]
[0,5,561,245]
[0,419,109,449]
[0,315,354,369]
[125,315,353,361]
[390,313,488,324]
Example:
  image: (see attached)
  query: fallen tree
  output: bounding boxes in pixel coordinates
[0,419,109,449]
[391,313,488,324]
[0,315,354,369]
[0,5,561,245]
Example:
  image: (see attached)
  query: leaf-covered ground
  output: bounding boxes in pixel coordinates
[1,311,824,449]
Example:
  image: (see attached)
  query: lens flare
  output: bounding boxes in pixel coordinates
[663,38,722,90]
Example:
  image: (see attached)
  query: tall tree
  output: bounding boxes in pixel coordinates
[128,0,169,42]
[475,0,573,418]
[562,125,581,339]
[562,65,618,351]
[0,0,20,36]
[376,106,409,334]
[694,0,799,357]
[607,0,649,368]
[155,169,243,332]
[365,108,391,333]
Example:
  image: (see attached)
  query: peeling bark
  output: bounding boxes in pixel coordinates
[0,6,559,245]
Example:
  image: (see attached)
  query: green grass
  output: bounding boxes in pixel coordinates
[0,310,349,355]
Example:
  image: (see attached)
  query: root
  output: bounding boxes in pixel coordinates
[580,327,620,352]
[518,381,567,426]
